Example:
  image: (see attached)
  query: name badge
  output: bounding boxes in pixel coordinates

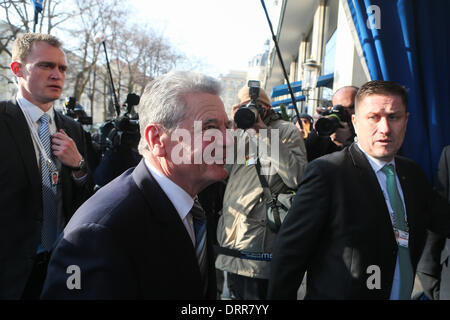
[51,171,59,187]
[394,228,409,248]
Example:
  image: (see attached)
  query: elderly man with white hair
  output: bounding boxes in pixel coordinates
[42,71,232,299]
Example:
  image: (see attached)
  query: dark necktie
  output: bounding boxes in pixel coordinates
[39,114,58,251]
[381,164,414,300]
[191,198,208,296]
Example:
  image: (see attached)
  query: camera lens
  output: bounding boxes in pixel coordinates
[234,106,258,129]
[315,117,341,136]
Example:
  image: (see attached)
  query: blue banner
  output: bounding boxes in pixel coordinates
[347,0,450,182]
[31,0,44,13]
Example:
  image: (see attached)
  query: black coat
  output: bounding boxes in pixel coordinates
[0,100,93,299]
[41,160,217,299]
[417,145,450,299]
[268,143,450,299]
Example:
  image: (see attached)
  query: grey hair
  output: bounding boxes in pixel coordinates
[137,70,222,154]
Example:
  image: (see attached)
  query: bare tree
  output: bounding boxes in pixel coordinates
[63,0,127,104]
[0,0,73,35]
[0,0,195,122]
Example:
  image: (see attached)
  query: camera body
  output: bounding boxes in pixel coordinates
[97,93,141,152]
[234,80,265,129]
[64,97,93,125]
[315,105,350,136]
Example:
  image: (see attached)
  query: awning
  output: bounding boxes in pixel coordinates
[270,73,334,99]
[272,95,305,110]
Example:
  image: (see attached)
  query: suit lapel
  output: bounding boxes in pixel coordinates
[349,144,397,247]
[54,110,72,135]
[3,100,41,189]
[131,160,203,282]
[132,160,189,226]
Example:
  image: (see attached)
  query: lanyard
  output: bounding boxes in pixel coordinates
[19,102,56,170]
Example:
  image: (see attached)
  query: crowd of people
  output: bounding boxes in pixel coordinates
[1,32,449,300]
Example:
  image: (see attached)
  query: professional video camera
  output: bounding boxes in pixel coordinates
[64,97,93,125]
[234,80,265,130]
[315,104,350,137]
[98,92,141,152]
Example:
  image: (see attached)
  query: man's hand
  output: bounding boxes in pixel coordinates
[330,122,351,147]
[253,112,267,132]
[231,103,241,121]
[295,121,305,139]
[51,129,83,169]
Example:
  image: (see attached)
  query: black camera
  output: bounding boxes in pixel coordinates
[234,80,264,130]
[98,93,141,151]
[315,105,350,136]
[64,97,93,125]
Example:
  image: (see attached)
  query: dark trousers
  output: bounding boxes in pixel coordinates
[21,251,51,300]
[227,273,268,300]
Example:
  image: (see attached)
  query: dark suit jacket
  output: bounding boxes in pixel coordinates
[268,143,450,300]
[417,145,450,299]
[0,100,93,299]
[41,160,217,299]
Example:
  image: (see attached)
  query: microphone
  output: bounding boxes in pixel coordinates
[95,32,120,117]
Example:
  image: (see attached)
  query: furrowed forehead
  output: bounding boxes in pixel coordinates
[356,93,406,114]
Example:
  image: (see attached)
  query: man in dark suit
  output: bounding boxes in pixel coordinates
[417,145,450,299]
[41,71,232,299]
[0,33,93,299]
[268,80,450,300]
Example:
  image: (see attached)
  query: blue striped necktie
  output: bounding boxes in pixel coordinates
[381,164,414,300]
[191,198,208,295]
[39,113,58,251]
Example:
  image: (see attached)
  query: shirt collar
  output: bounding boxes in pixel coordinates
[16,94,55,125]
[356,142,396,173]
[144,158,194,220]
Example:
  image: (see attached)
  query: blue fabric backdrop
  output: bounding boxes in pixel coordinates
[347,0,450,181]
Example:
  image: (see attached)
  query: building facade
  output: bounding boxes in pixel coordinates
[264,0,371,116]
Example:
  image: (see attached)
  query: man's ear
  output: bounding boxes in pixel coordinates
[145,124,167,157]
[10,62,22,77]
[351,113,358,131]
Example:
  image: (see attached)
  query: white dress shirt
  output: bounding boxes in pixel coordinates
[144,159,196,246]
[17,95,87,181]
[17,95,58,169]
[357,143,408,300]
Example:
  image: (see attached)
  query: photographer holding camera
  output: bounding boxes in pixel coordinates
[64,97,101,174]
[93,93,142,189]
[215,82,307,300]
[293,113,341,162]
[325,86,358,147]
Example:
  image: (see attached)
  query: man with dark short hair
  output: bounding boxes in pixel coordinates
[328,86,358,147]
[332,86,358,116]
[268,80,450,300]
[0,33,93,299]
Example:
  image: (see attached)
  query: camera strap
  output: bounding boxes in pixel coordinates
[214,245,272,262]
[255,157,281,226]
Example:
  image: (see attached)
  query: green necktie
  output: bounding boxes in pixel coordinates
[381,164,414,300]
